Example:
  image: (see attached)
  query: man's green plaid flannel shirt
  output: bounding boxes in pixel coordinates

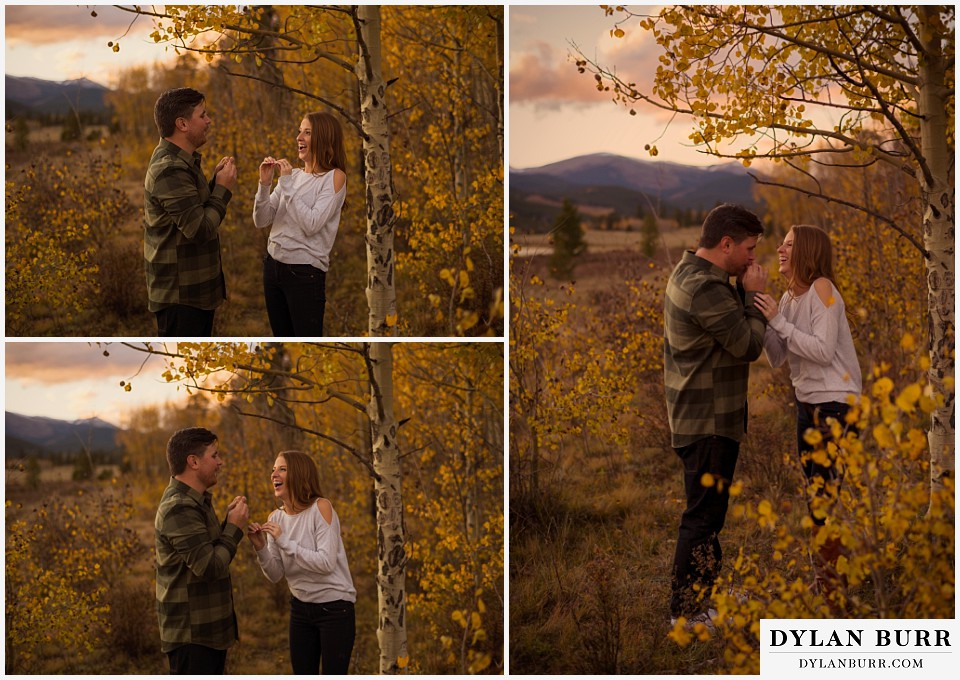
[143,139,231,313]
[155,477,243,653]
[663,250,767,448]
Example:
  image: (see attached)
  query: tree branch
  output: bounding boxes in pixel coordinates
[230,406,380,481]
[216,67,367,139]
[747,171,927,255]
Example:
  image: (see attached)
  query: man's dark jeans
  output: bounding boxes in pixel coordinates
[263,254,326,337]
[156,304,215,337]
[670,435,740,618]
[167,644,227,674]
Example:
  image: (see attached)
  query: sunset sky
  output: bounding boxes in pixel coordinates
[4,4,176,86]
[510,4,728,169]
[4,343,213,426]
[10,4,725,169]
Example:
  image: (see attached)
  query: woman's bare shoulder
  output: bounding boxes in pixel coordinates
[812,278,837,307]
[316,497,334,523]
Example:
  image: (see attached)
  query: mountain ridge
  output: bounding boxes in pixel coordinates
[5,74,112,117]
[5,411,123,459]
[510,152,760,232]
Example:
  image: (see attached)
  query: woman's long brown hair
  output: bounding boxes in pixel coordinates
[306,111,347,174]
[787,224,836,292]
[277,450,323,513]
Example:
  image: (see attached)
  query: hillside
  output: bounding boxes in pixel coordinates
[5,75,111,117]
[5,411,123,461]
[510,152,761,232]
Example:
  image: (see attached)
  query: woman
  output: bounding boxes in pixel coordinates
[754,225,861,580]
[248,450,356,674]
[253,112,347,336]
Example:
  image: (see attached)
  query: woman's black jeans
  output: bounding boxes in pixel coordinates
[289,597,355,675]
[263,253,326,336]
[797,400,855,526]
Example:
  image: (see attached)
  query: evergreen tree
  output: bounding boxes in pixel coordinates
[640,211,659,258]
[549,198,586,279]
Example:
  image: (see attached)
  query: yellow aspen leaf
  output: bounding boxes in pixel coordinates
[802,428,822,446]
[397,656,409,669]
[873,424,896,448]
[895,383,922,412]
[872,377,894,398]
[700,472,715,488]
[900,333,916,351]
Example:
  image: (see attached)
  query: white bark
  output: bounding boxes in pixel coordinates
[366,342,408,673]
[917,6,955,491]
[356,6,398,336]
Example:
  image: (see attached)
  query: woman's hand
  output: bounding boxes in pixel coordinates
[276,159,294,176]
[259,157,278,185]
[753,292,780,321]
[260,521,283,540]
[247,522,266,550]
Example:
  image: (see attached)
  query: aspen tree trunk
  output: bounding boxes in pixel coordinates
[366,342,408,673]
[493,11,504,164]
[355,6,398,336]
[917,6,955,495]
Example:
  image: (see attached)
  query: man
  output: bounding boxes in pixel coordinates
[144,88,237,336]
[155,427,249,674]
[663,203,768,627]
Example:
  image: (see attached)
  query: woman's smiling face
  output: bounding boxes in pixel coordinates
[296,117,312,165]
[271,455,289,503]
[778,228,795,278]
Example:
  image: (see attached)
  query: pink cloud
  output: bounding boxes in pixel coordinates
[5,5,140,45]
[5,343,166,385]
[510,40,611,109]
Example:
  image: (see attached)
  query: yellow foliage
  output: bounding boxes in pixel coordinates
[674,363,954,674]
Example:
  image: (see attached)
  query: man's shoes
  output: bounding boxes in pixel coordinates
[670,608,718,633]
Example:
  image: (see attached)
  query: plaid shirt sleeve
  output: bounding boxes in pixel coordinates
[692,279,766,362]
[162,501,242,580]
[150,159,231,243]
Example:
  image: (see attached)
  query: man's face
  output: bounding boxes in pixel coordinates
[722,235,759,277]
[180,102,212,150]
[192,441,222,490]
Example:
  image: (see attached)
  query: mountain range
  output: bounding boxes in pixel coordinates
[510,152,761,232]
[5,411,123,460]
[5,74,111,117]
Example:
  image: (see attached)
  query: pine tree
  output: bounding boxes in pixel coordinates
[640,212,659,258]
[549,199,586,280]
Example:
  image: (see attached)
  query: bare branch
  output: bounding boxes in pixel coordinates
[230,406,380,481]
[217,67,367,139]
[747,171,926,254]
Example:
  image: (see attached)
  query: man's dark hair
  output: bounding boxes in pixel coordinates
[167,426,218,476]
[698,203,764,248]
[154,87,205,138]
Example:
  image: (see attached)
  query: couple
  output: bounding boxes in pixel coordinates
[664,204,861,627]
[155,427,355,674]
[143,87,347,337]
